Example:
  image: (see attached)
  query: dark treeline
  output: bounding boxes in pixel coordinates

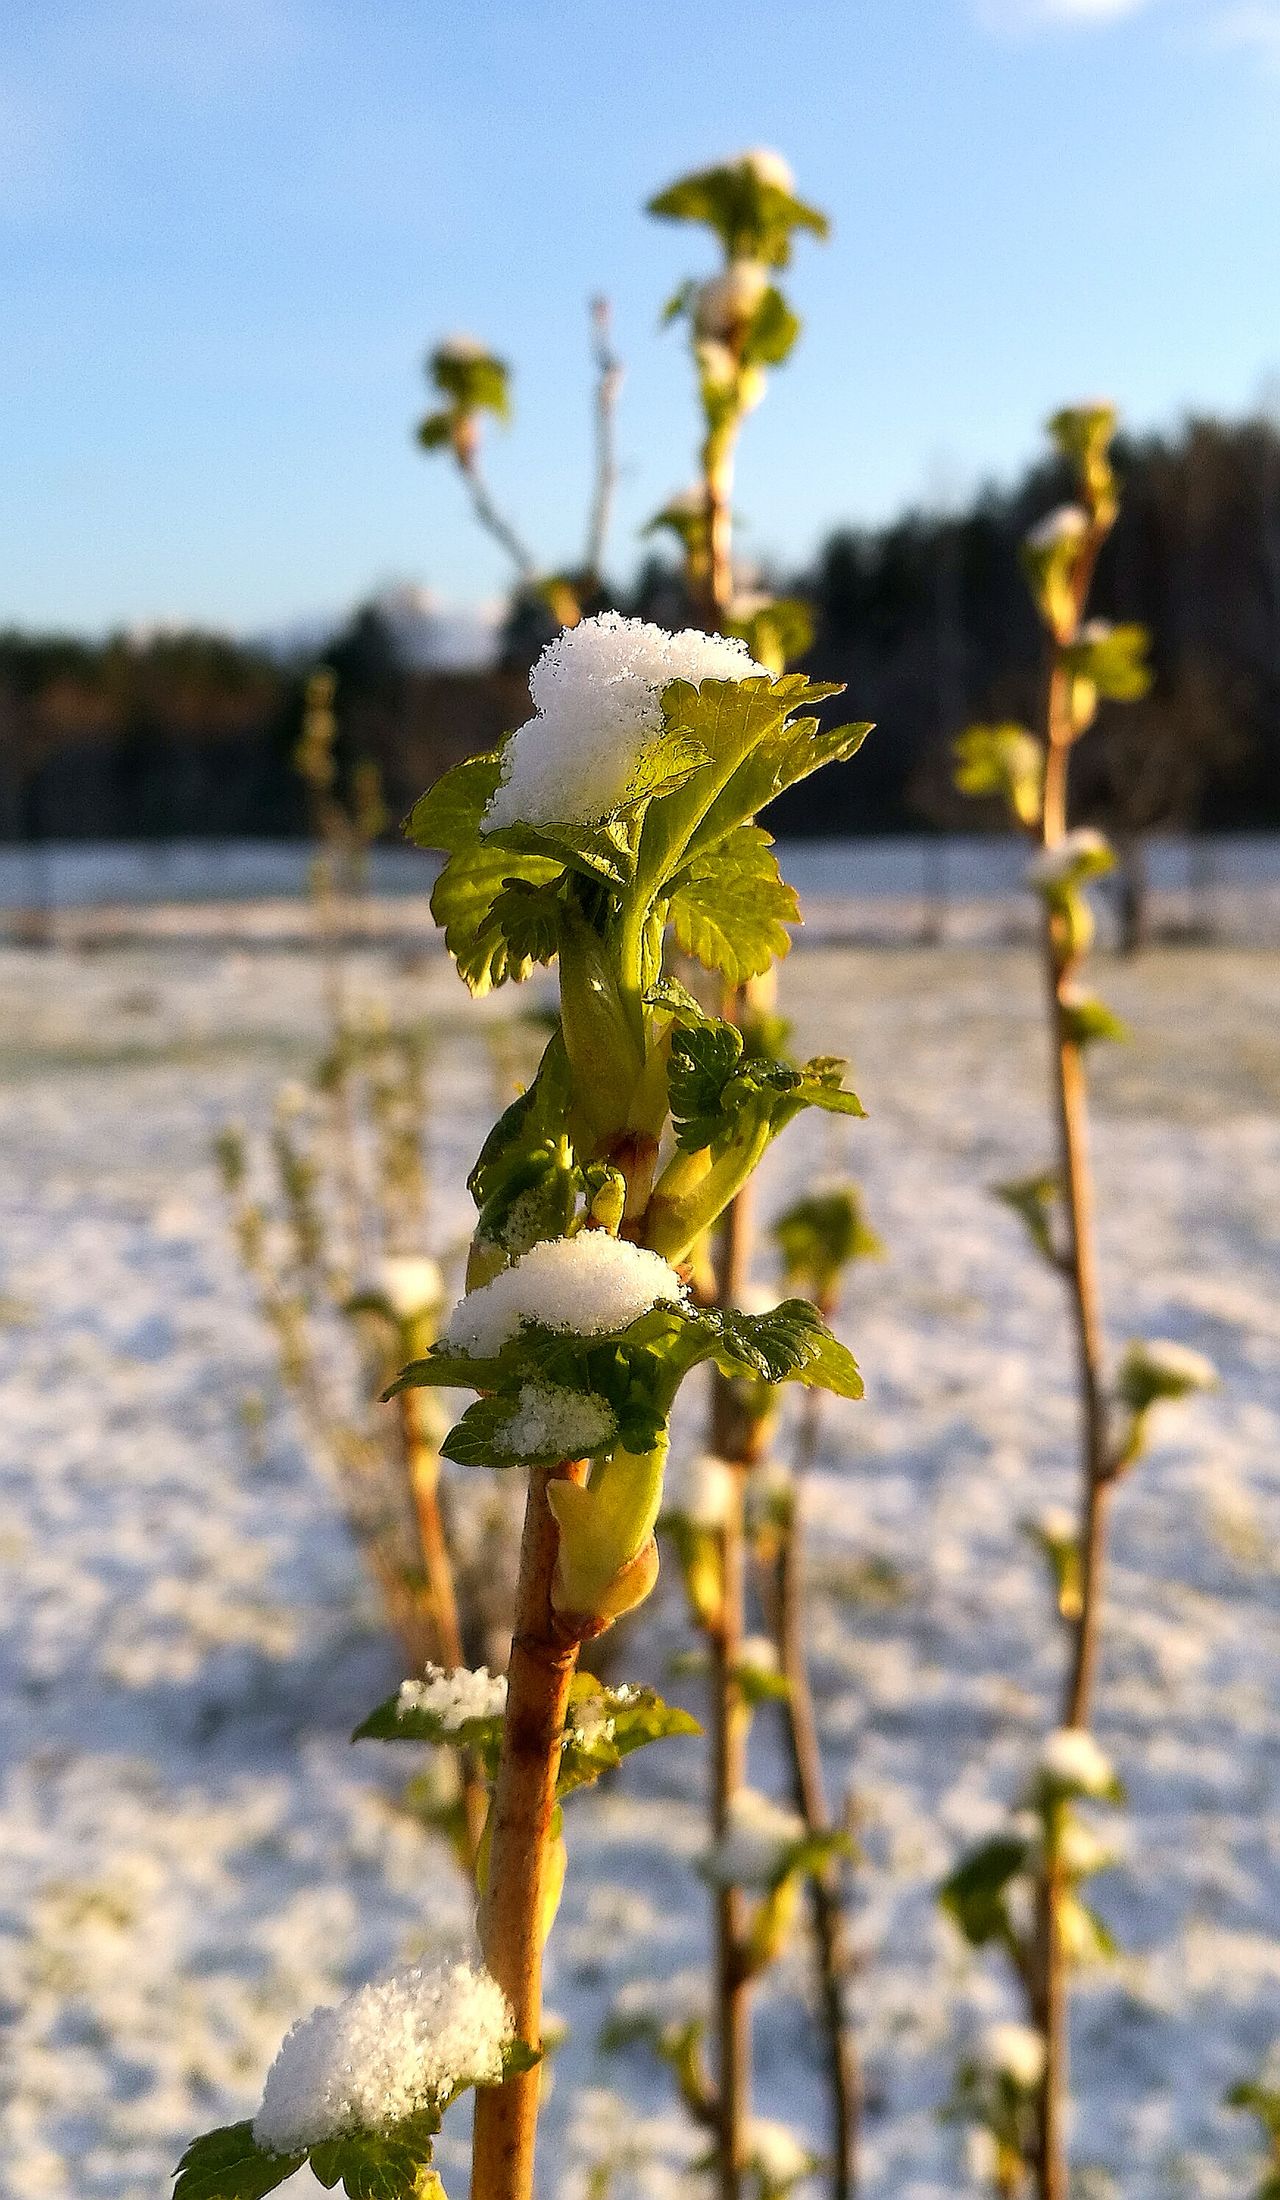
[4,413,1278,845]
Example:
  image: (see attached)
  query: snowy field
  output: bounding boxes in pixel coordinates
[0,936,1277,2199]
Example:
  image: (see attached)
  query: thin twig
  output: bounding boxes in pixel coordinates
[775,1384,862,2199]
[457,449,539,586]
[583,295,623,592]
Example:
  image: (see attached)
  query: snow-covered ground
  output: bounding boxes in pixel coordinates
[0,938,1277,2199]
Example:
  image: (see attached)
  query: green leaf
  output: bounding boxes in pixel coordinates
[415,413,454,452]
[666,1017,862,1156]
[429,347,510,420]
[725,596,814,673]
[952,723,1043,829]
[1063,622,1151,703]
[994,1172,1062,1267]
[430,842,564,995]
[1060,992,1129,1048]
[405,753,503,855]
[1226,2081,1280,2138]
[772,1188,882,1299]
[667,1017,756,1150]
[740,286,801,368]
[632,674,855,899]
[646,161,829,268]
[173,2125,304,2200]
[556,1674,701,1797]
[939,1835,1030,1948]
[307,2110,443,2200]
[667,824,799,984]
[713,1298,862,1396]
[1116,1338,1217,1413]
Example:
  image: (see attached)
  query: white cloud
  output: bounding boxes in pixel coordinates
[977,0,1160,26]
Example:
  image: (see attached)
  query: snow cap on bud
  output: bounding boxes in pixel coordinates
[1037,1726,1116,1798]
[436,332,488,363]
[736,147,797,193]
[1026,827,1114,892]
[694,259,770,339]
[747,2118,811,2186]
[379,1255,445,1323]
[1025,504,1089,555]
[979,2020,1047,2092]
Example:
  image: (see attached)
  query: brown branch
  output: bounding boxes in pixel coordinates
[470,1459,590,2200]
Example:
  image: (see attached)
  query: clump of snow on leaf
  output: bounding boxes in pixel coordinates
[502,1381,618,1460]
[252,1960,514,2152]
[396,1665,507,1730]
[483,611,764,832]
[443,1233,684,1359]
[701,1787,806,1887]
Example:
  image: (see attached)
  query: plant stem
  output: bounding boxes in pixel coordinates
[471,1459,589,2200]
[397,1388,489,1862]
[775,1386,861,2199]
[1033,657,1114,2200]
[583,295,623,592]
[706,1142,755,2200]
[702,421,740,631]
[458,450,539,588]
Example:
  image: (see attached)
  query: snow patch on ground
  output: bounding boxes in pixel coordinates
[0,942,1276,2198]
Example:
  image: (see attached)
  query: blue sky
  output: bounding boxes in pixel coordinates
[2,0,1279,634]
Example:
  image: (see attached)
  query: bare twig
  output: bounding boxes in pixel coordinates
[583,295,623,593]
[775,1383,862,2199]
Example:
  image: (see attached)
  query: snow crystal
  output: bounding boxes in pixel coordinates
[395,1665,507,1731]
[1027,828,1113,889]
[1037,1505,1077,1544]
[735,146,796,193]
[694,261,769,339]
[482,611,764,832]
[979,2020,1046,2090]
[1025,503,1088,553]
[442,1233,684,1359]
[378,1256,444,1322]
[252,1960,514,2152]
[1038,1727,1116,1796]
[738,1633,781,1675]
[501,1381,618,1461]
[701,1788,806,1888]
